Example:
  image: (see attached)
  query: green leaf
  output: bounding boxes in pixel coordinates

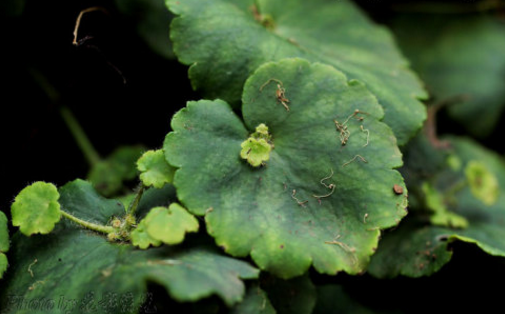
[0,211,9,279]
[166,0,427,144]
[422,182,468,228]
[369,136,505,277]
[0,211,9,253]
[0,253,7,280]
[230,284,276,314]
[165,58,407,278]
[130,218,162,249]
[143,204,199,245]
[464,160,499,206]
[11,182,61,236]
[58,179,125,223]
[240,124,274,167]
[392,14,505,136]
[137,149,175,188]
[367,219,454,278]
[260,273,316,314]
[0,180,259,312]
[87,145,144,197]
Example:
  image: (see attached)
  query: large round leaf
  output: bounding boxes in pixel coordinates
[0,180,259,312]
[166,0,427,144]
[165,58,407,278]
[369,136,505,278]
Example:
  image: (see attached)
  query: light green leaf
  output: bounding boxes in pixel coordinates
[0,253,7,280]
[143,204,199,245]
[370,135,505,277]
[0,211,9,279]
[166,0,427,144]
[11,182,61,236]
[240,124,274,168]
[0,211,9,253]
[165,58,407,278]
[137,149,175,188]
[465,160,498,206]
[0,180,259,312]
[392,14,505,136]
[422,182,468,228]
[130,219,162,249]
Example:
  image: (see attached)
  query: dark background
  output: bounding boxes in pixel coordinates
[1,0,504,312]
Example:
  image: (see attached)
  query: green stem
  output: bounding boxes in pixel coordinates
[30,69,102,167]
[61,210,115,234]
[126,184,145,217]
[60,106,101,166]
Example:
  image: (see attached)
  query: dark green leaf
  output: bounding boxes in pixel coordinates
[115,0,175,59]
[87,145,144,197]
[166,0,427,144]
[260,273,316,314]
[369,136,505,277]
[392,14,505,136]
[0,180,259,312]
[230,284,276,314]
[165,58,407,278]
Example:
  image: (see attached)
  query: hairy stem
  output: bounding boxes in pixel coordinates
[60,106,101,166]
[61,210,115,234]
[126,184,145,217]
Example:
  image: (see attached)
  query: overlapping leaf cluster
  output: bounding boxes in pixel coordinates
[2,0,505,312]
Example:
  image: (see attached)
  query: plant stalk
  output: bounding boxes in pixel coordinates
[61,210,115,234]
[60,106,101,166]
[126,184,145,217]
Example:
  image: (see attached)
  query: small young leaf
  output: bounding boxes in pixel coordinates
[240,137,272,167]
[11,182,61,236]
[130,219,162,249]
[137,149,175,188]
[144,204,199,245]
